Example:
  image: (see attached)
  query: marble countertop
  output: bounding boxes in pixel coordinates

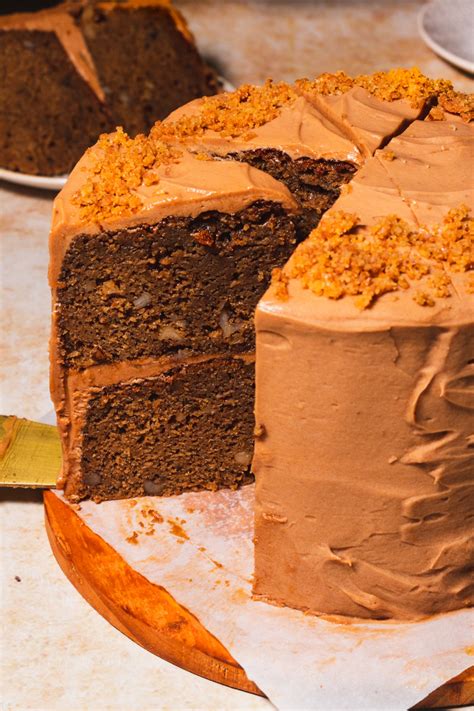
[1,1,472,709]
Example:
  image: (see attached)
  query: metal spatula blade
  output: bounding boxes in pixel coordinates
[0,415,60,488]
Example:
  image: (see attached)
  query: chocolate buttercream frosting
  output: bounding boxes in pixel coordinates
[161,69,441,163]
[254,116,474,620]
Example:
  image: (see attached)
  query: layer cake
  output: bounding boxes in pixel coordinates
[49,69,474,619]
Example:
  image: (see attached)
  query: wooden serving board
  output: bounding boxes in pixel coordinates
[44,491,474,709]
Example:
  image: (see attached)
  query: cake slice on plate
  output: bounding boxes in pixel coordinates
[0,0,218,175]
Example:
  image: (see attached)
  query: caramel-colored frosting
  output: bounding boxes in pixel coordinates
[49,136,298,285]
[162,72,432,163]
[253,117,474,620]
[0,5,105,102]
[163,93,362,163]
[253,312,473,619]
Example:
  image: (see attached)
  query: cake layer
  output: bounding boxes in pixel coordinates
[54,201,296,368]
[61,355,255,502]
[225,150,356,236]
[50,139,298,368]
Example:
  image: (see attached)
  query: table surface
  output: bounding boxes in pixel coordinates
[1,1,472,709]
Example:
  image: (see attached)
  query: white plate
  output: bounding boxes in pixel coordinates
[0,75,235,193]
[419,0,474,74]
[0,167,68,191]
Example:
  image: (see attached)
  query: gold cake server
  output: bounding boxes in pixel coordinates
[0,415,60,487]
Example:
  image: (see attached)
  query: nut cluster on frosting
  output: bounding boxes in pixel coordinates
[273,206,474,309]
[155,79,297,140]
[428,90,474,122]
[297,67,453,109]
[73,127,182,221]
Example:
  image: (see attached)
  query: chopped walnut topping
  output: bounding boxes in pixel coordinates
[275,206,473,309]
[155,79,297,141]
[72,127,182,221]
[413,291,435,307]
[297,67,453,109]
[271,267,289,300]
[435,90,474,122]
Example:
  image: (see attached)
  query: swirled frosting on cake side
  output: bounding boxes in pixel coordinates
[253,116,474,620]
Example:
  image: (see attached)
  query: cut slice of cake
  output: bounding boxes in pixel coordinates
[0,7,112,175]
[77,0,219,136]
[253,116,474,620]
[50,129,298,501]
[0,0,218,175]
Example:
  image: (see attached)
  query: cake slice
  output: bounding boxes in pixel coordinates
[50,129,298,501]
[77,0,219,136]
[0,7,111,175]
[0,0,218,175]
[253,116,474,620]
[160,69,446,234]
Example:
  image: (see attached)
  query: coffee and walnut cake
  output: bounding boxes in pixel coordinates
[0,0,218,175]
[49,68,474,620]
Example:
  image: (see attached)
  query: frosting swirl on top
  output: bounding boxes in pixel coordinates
[161,69,442,162]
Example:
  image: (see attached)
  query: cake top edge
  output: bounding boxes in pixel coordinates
[157,68,472,143]
[51,129,298,242]
[273,206,474,311]
[297,67,453,109]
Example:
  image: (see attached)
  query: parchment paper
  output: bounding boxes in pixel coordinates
[55,486,473,710]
